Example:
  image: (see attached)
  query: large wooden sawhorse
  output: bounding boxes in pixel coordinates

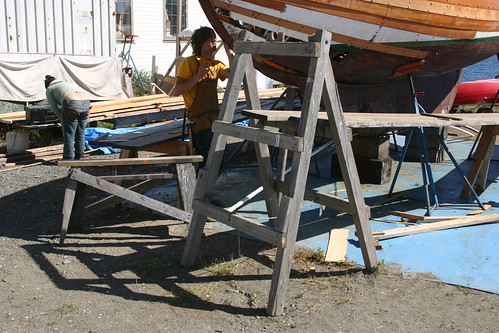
[57,156,203,244]
[181,30,378,316]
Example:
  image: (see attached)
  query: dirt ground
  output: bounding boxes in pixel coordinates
[0,154,498,333]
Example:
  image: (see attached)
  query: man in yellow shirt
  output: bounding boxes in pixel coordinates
[175,26,233,164]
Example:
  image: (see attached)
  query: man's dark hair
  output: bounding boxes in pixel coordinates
[191,27,215,57]
[44,75,56,89]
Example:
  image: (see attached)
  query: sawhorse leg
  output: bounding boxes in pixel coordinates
[60,172,87,244]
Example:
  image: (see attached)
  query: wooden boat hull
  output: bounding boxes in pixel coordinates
[200,0,499,113]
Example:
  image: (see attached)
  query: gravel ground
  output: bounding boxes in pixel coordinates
[0,153,498,333]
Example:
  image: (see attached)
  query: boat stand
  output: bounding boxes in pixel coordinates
[389,73,485,215]
[181,30,377,316]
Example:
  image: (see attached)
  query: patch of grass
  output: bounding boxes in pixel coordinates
[56,304,78,314]
[332,297,353,305]
[374,259,385,274]
[188,283,218,301]
[96,121,115,129]
[210,259,237,277]
[170,289,194,305]
[295,291,305,299]
[47,321,56,327]
[130,259,159,273]
[294,247,325,264]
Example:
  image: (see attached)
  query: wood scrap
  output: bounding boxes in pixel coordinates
[325,229,349,262]
[390,210,425,221]
[466,201,495,215]
[0,161,44,173]
[373,213,499,240]
[371,217,417,225]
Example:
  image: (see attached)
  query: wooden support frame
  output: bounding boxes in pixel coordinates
[460,125,499,198]
[181,30,377,316]
[58,157,200,244]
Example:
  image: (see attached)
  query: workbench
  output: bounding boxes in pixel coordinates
[242,110,499,195]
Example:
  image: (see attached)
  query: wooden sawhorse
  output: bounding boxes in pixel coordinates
[57,156,202,243]
[181,30,377,316]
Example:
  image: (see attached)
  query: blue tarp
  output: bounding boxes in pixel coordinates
[84,122,168,154]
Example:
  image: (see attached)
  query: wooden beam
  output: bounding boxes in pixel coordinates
[84,179,168,217]
[57,155,203,167]
[212,120,304,152]
[70,169,192,222]
[234,40,321,57]
[374,214,499,240]
[192,199,285,247]
[242,110,499,128]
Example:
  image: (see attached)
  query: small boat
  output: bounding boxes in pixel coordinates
[200,0,499,113]
[453,79,499,106]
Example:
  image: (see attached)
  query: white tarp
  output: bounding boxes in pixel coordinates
[0,53,126,102]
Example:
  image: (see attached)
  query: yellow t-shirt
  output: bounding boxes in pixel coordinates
[176,56,227,110]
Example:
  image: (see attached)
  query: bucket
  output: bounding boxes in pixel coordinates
[6,130,29,154]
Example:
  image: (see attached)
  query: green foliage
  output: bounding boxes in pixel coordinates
[131,70,153,96]
[56,304,78,314]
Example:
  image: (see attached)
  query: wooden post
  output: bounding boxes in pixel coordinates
[460,125,499,198]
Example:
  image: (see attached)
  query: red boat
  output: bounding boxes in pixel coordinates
[453,79,499,106]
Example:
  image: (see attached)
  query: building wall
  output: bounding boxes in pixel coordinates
[0,0,115,56]
[126,0,231,77]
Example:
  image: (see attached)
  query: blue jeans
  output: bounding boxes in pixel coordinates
[61,99,90,160]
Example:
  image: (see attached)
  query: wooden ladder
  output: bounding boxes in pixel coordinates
[181,30,377,316]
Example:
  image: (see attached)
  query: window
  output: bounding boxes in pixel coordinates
[164,0,187,40]
[116,0,132,40]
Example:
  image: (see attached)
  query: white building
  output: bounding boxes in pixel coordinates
[0,0,232,101]
[118,0,228,75]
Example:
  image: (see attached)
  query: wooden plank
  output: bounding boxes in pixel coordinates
[212,0,429,59]
[325,229,349,262]
[268,30,330,317]
[234,40,321,57]
[212,120,304,152]
[276,0,483,38]
[176,163,197,213]
[275,180,352,213]
[57,155,203,167]
[467,201,494,216]
[70,169,192,222]
[97,173,174,181]
[242,110,499,128]
[84,179,168,217]
[60,178,78,244]
[192,199,285,247]
[391,210,425,221]
[374,214,499,240]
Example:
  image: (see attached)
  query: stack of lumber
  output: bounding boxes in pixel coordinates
[0,111,26,124]
[0,88,286,125]
[0,144,63,165]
